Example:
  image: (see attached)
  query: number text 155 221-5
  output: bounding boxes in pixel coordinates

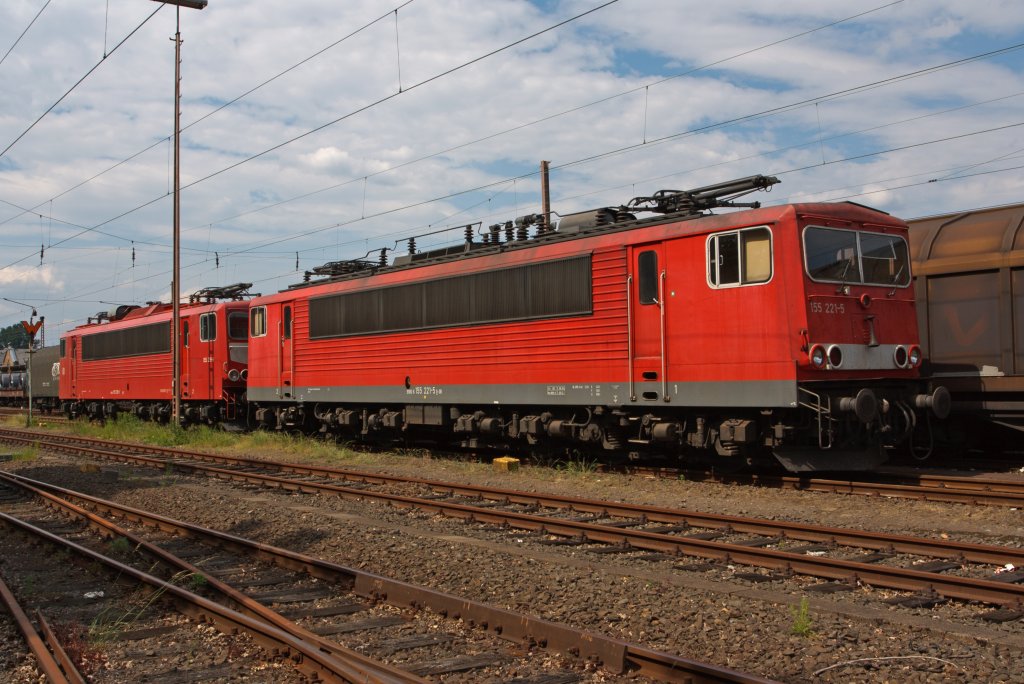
[809,301,845,314]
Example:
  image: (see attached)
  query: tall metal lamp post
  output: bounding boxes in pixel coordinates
[151,0,207,425]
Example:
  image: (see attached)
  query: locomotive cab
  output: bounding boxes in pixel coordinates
[778,212,950,470]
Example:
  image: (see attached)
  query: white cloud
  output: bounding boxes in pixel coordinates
[0,263,65,290]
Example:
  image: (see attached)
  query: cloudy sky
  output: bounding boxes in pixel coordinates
[1,0,1022,339]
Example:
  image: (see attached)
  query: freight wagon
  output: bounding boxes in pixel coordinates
[907,203,1024,438]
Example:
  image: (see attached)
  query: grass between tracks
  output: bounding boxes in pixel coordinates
[2,414,609,486]
[3,414,407,469]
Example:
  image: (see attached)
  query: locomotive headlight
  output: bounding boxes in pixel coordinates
[893,345,908,368]
[809,344,826,369]
[827,345,843,368]
[909,345,922,367]
[228,369,240,382]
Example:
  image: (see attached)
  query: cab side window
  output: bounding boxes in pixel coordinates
[708,226,772,287]
[638,250,659,304]
[250,306,267,338]
[199,313,217,342]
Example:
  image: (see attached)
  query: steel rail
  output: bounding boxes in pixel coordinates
[2,471,773,684]
[0,508,409,684]
[2,428,1018,565]
[725,472,1024,506]
[622,466,1024,506]
[4,427,1023,505]
[34,611,87,684]
[3,430,1023,609]
[0,574,76,684]
[0,472,421,684]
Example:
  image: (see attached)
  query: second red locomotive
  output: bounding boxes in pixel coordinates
[60,285,252,424]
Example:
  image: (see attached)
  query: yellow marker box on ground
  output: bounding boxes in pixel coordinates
[492,456,520,472]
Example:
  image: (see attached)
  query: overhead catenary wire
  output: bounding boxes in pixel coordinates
[174,39,1024,244]
[0,0,622,270]
[0,0,906,242]
[181,120,1024,264]
[5,55,1022,275]
[0,0,420,231]
[0,0,53,69]
[199,49,1024,261]
[0,4,164,160]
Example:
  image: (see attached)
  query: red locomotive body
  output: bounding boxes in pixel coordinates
[245,176,948,470]
[61,289,250,423]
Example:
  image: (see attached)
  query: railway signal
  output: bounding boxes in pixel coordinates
[19,316,42,428]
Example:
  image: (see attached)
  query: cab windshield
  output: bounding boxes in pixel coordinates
[803,226,910,287]
[228,311,249,340]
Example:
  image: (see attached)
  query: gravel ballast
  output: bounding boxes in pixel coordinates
[1,447,1021,683]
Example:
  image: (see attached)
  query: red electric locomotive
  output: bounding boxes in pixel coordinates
[60,284,252,423]
[245,176,949,471]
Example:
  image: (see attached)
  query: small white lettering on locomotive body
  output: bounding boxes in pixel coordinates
[407,386,443,396]
[546,385,566,396]
[570,383,601,397]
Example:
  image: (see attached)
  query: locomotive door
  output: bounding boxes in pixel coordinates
[69,338,77,398]
[180,319,190,398]
[628,243,669,402]
[278,302,294,398]
[198,312,217,400]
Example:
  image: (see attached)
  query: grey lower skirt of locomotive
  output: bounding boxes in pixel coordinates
[251,375,950,473]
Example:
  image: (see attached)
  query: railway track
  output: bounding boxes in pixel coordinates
[0,465,770,683]
[605,463,1024,507]
[0,573,86,683]
[0,407,68,424]
[2,427,1023,620]
[5,412,1020,505]
[0,484,356,682]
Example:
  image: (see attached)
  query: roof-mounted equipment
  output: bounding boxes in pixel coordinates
[188,282,257,304]
[625,174,780,215]
[302,249,388,283]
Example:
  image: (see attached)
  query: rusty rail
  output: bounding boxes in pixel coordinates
[0,508,415,684]
[0,470,774,683]
[34,611,87,684]
[6,427,1023,506]
[0,575,80,684]
[1,428,1018,563]
[3,429,1023,609]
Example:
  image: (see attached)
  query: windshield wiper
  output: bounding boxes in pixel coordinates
[888,263,905,296]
